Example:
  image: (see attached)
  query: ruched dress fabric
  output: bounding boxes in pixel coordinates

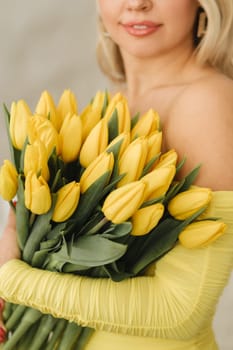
[0,191,232,350]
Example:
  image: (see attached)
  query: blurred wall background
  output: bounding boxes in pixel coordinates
[0,1,232,349]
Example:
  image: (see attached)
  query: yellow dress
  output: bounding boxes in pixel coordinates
[0,191,232,350]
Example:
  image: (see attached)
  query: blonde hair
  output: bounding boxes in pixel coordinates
[96,0,233,82]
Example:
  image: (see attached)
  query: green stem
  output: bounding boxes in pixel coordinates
[3,308,42,350]
[5,305,26,331]
[2,303,13,323]
[57,322,83,350]
[22,210,53,263]
[17,321,41,350]
[29,314,57,350]
[74,328,94,350]
[86,217,108,235]
[44,319,67,350]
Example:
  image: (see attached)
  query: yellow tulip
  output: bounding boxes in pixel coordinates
[28,115,59,157]
[179,220,226,248]
[24,140,50,181]
[117,137,148,187]
[131,109,160,140]
[103,92,123,122]
[131,203,164,236]
[9,100,32,150]
[59,114,82,163]
[52,181,80,222]
[79,119,108,168]
[106,132,130,158]
[168,188,212,220]
[80,152,114,193]
[80,91,106,141]
[102,181,146,224]
[35,90,59,130]
[141,165,176,201]
[0,160,18,201]
[146,131,163,163]
[155,149,178,169]
[103,92,131,134]
[57,89,78,130]
[24,171,51,215]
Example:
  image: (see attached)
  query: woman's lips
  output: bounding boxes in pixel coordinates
[121,21,162,37]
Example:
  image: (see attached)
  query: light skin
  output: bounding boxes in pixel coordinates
[98,0,233,189]
[1,0,233,329]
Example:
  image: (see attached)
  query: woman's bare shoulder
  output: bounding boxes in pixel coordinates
[165,73,233,190]
[173,73,233,116]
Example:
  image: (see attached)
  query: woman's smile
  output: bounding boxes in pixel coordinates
[121,20,162,37]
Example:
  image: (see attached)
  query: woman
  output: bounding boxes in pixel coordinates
[0,1,233,349]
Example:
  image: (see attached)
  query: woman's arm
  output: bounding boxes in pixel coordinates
[0,209,20,267]
[0,192,232,340]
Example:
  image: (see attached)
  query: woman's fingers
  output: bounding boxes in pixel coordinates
[0,298,6,343]
[0,208,20,268]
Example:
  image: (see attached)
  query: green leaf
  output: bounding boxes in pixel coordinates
[67,171,111,232]
[130,112,140,129]
[3,103,21,172]
[129,206,207,275]
[76,211,105,236]
[101,90,109,118]
[102,222,132,240]
[108,109,119,141]
[49,235,127,270]
[16,175,30,250]
[101,264,133,282]
[140,153,161,177]
[106,138,123,159]
[179,164,201,192]
[176,157,186,173]
[46,222,67,240]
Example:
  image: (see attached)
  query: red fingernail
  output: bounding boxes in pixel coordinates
[0,327,6,343]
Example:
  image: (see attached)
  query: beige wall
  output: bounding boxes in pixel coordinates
[0,2,232,349]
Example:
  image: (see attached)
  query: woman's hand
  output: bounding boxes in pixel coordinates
[0,208,20,343]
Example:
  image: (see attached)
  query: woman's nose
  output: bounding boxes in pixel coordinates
[126,0,153,12]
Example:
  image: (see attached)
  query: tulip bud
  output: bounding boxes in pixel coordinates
[80,152,114,193]
[24,140,50,181]
[80,91,105,141]
[79,119,108,168]
[179,220,226,248]
[168,188,212,220]
[102,181,146,224]
[57,89,78,130]
[59,114,82,163]
[155,149,178,169]
[103,92,124,122]
[103,93,131,134]
[9,100,32,150]
[52,181,80,222]
[28,115,59,157]
[141,165,176,201]
[131,203,164,236]
[117,137,148,187]
[25,171,52,215]
[35,90,59,130]
[146,131,163,163]
[106,132,130,158]
[0,160,18,201]
[131,109,160,140]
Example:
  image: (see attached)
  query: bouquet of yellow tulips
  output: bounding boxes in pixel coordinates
[0,90,226,349]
